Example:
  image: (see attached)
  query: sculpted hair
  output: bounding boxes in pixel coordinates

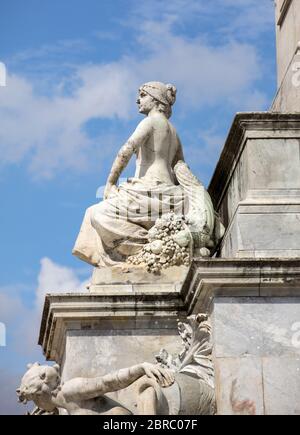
[156,83,176,119]
[141,82,177,119]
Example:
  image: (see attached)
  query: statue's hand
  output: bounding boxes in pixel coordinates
[142,362,175,388]
[104,183,118,200]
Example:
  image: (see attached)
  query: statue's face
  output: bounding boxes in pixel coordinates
[137,89,156,115]
[17,365,59,412]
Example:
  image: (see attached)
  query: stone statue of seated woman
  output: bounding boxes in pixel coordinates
[73,82,224,271]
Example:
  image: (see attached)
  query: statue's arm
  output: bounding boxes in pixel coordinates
[61,362,174,401]
[104,118,152,198]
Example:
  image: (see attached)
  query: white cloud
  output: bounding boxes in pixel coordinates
[133,0,274,38]
[36,257,89,308]
[0,1,273,179]
[0,70,133,178]
[137,33,264,108]
[221,1,275,39]
[10,38,90,64]
[0,38,267,178]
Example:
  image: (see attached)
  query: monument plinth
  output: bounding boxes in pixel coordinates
[38,257,300,415]
[272,0,300,112]
[88,264,189,293]
[207,110,300,414]
[209,112,300,259]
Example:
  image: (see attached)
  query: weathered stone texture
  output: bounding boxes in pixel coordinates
[209,113,300,259]
[214,297,300,415]
[272,0,300,112]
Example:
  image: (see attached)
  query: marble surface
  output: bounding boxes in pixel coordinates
[273,0,300,112]
[62,329,182,381]
[213,296,300,415]
[89,264,189,293]
[272,40,300,113]
[39,292,186,362]
[208,113,300,259]
[262,357,300,415]
[214,297,300,358]
[215,357,264,415]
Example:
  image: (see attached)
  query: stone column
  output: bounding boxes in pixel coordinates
[206,111,300,415]
[272,0,300,112]
[209,113,300,259]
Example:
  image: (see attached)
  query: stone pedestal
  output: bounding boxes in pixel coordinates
[39,257,300,415]
[39,291,187,414]
[39,292,186,365]
[272,0,300,112]
[89,265,189,293]
[204,111,300,415]
[275,1,300,88]
[185,259,300,415]
[272,45,300,112]
[209,113,300,259]
[214,296,300,415]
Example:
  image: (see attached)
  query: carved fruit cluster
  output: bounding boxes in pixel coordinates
[128,213,191,273]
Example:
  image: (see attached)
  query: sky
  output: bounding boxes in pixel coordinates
[0,0,276,414]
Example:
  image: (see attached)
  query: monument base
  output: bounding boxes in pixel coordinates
[187,259,300,415]
[214,296,300,415]
[89,265,189,293]
[209,113,300,259]
[39,258,300,415]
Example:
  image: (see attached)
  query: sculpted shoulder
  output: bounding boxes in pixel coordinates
[135,116,154,134]
[144,114,175,136]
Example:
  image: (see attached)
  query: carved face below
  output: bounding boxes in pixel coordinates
[136,89,156,115]
[17,363,60,412]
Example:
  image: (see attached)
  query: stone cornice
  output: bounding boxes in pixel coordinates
[208,112,300,210]
[277,0,293,26]
[182,258,300,314]
[39,258,300,362]
[39,291,186,361]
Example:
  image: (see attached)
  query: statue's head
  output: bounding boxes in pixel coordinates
[16,362,60,412]
[137,81,177,119]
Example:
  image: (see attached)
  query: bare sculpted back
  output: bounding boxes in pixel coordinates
[134,113,182,185]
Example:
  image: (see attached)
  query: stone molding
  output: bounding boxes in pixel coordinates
[39,258,300,362]
[39,291,186,361]
[182,258,300,313]
[277,0,293,26]
[208,112,300,211]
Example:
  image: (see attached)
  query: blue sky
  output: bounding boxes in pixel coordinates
[0,0,276,414]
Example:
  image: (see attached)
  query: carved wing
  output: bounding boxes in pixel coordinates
[174,161,215,241]
[177,314,214,389]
